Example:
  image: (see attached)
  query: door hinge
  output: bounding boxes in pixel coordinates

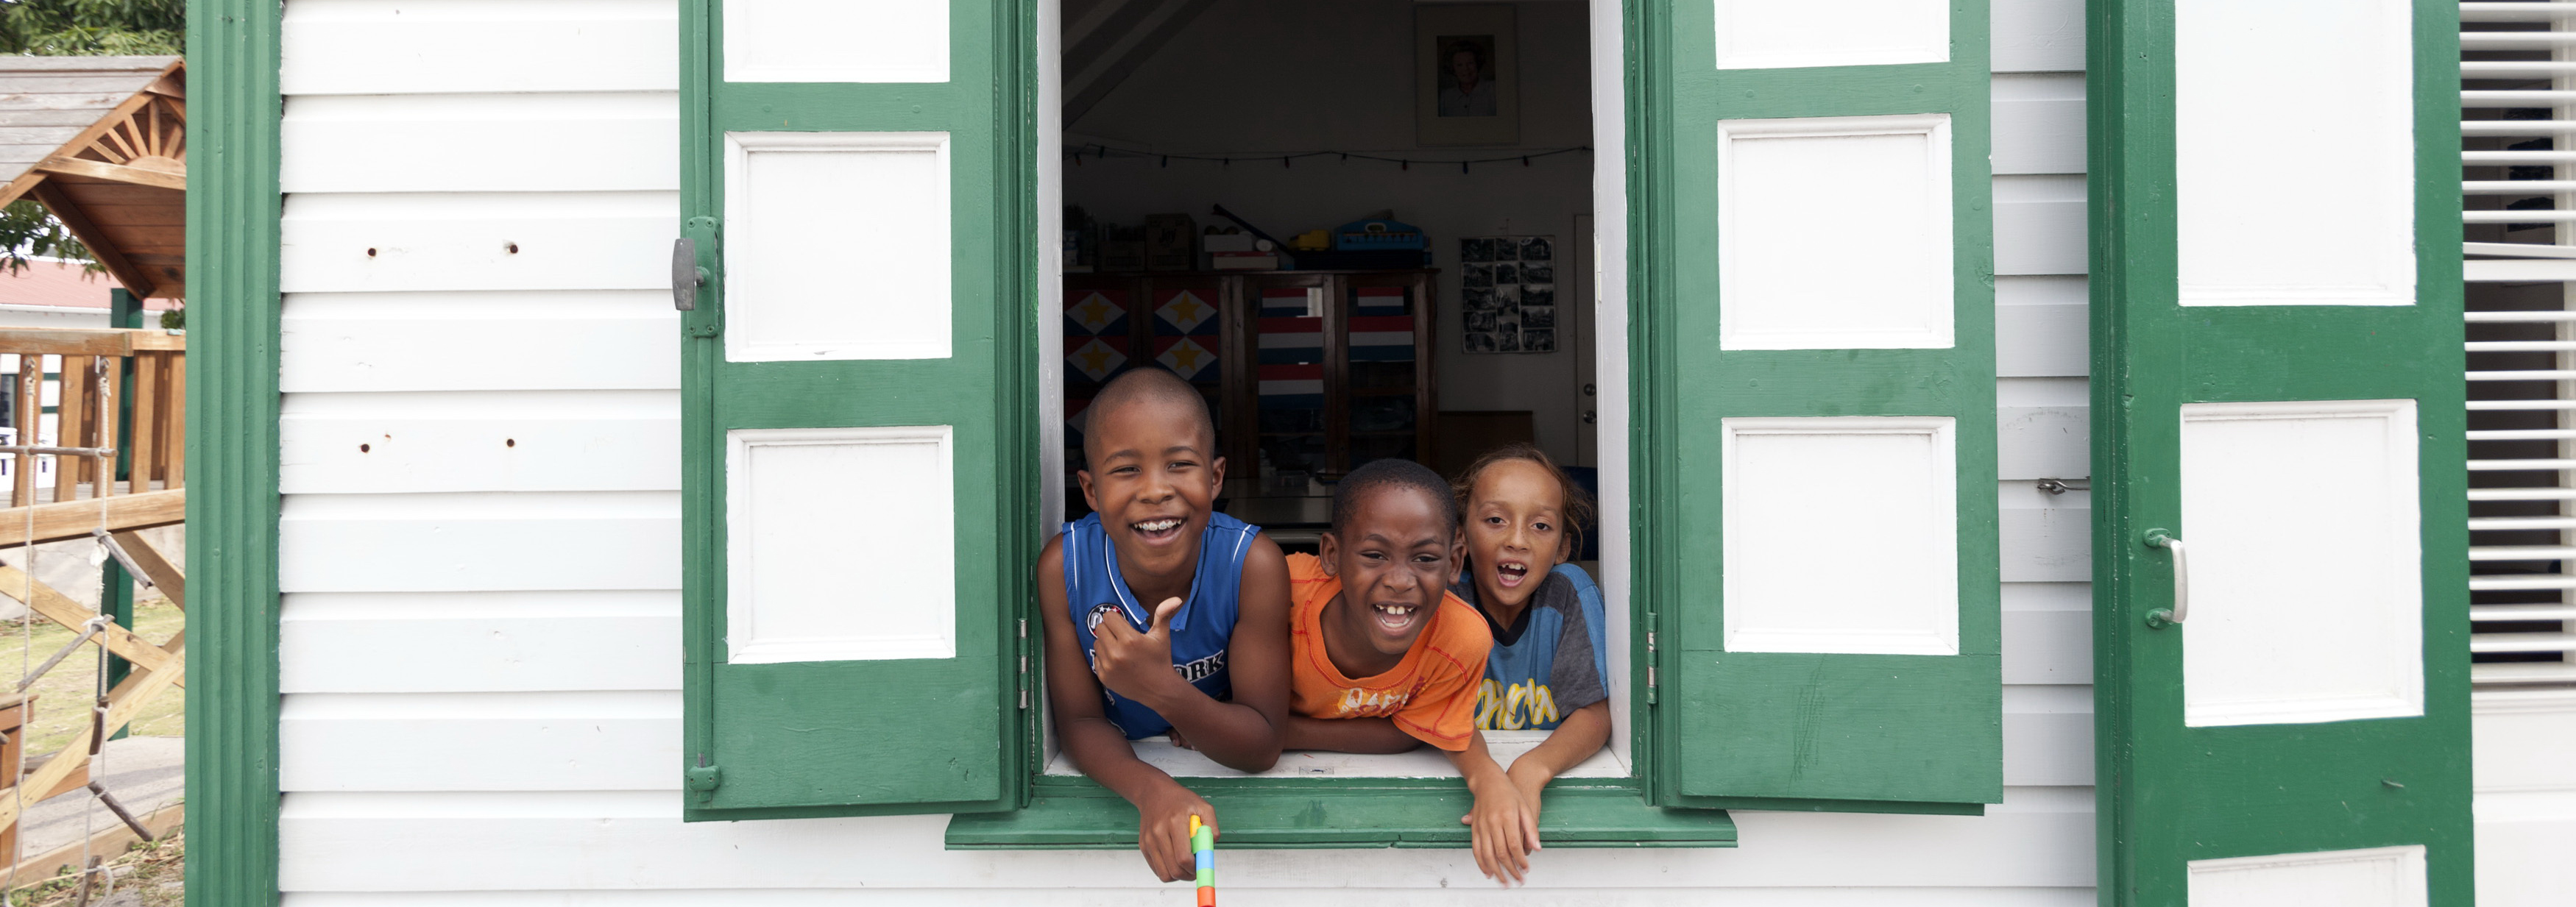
[1016,618,1031,710]
[1644,611,1659,706]
[686,754,721,803]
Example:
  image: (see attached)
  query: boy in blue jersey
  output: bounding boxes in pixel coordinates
[1448,444,1611,820]
[1035,368,1290,883]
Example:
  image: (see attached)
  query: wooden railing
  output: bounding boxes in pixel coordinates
[0,328,185,506]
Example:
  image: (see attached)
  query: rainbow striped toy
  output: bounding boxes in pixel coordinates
[1189,814,1215,906]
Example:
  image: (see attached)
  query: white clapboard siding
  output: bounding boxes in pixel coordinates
[1993,0,2086,74]
[276,688,2090,794]
[2005,606,2091,685]
[280,591,680,694]
[283,691,681,792]
[281,192,674,294]
[281,0,677,96]
[2001,485,2091,583]
[1992,75,2086,175]
[1998,276,2088,378]
[283,93,679,193]
[277,892,2096,907]
[275,788,2090,891]
[2475,691,2576,907]
[280,491,681,593]
[1994,176,2088,277]
[281,292,679,393]
[281,391,681,494]
[263,0,2112,898]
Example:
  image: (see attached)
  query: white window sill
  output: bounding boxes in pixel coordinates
[1044,730,1632,779]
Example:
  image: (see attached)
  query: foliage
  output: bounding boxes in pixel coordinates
[0,0,184,56]
[0,199,93,275]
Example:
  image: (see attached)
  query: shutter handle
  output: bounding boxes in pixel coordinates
[2142,529,2187,628]
[672,237,708,311]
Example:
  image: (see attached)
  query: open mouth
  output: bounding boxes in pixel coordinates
[1130,516,1187,543]
[1369,601,1423,636]
[1493,560,1531,590]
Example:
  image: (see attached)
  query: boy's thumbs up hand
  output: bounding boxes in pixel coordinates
[1091,597,1183,708]
[1146,595,1183,639]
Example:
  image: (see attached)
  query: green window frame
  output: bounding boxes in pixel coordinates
[678,0,2010,847]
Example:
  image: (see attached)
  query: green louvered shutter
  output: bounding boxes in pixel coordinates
[1636,0,2003,811]
[677,0,1036,819]
[2092,1,2470,903]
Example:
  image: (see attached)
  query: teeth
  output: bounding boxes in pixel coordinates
[1134,519,1181,533]
[1500,563,1527,575]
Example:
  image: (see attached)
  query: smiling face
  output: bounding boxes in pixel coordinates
[1320,483,1461,664]
[1078,392,1225,581]
[1462,458,1570,612]
[1449,49,1481,88]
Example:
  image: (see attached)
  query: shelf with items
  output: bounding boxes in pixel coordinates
[1060,268,1436,511]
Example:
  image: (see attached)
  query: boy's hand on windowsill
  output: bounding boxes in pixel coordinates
[1460,771,1539,886]
[1506,759,1554,821]
[1092,597,1189,709]
[1136,783,1216,883]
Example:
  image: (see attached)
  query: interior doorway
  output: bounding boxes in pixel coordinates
[1035,0,1635,778]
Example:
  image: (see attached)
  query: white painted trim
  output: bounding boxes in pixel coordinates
[1713,0,1950,70]
[2173,0,2415,307]
[2179,399,2423,728]
[721,130,953,363]
[721,0,949,84]
[2187,844,2427,907]
[1587,0,1635,773]
[1717,113,1956,350]
[1721,416,1961,655]
[725,424,956,665]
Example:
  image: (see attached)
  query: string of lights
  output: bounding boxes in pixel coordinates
[1064,143,1593,174]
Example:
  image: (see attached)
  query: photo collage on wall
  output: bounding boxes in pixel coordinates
[1459,235,1554,354]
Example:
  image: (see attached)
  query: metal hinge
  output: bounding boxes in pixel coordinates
[686,754,721,803]
[1016,619,1030,709]
[1644,612,1659,706]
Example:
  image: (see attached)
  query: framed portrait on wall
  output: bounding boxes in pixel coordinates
[1415,4,1518,146]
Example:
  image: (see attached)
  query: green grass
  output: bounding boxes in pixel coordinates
[9,598,183,757]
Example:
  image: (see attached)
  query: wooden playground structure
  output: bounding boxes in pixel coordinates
[0,326,186,881]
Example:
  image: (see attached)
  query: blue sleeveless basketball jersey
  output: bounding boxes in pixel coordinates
[1062,511,1261,739]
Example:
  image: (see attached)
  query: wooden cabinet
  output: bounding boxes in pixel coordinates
[1062,269,1437,504]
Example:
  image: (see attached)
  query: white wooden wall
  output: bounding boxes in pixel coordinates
[269,0,2105,903]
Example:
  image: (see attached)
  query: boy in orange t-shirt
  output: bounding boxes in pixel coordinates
[1279,458,1538,885]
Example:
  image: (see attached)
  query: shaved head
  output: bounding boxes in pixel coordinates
[1083,368,1216,468]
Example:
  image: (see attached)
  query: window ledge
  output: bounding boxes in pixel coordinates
[944,781,1735,850]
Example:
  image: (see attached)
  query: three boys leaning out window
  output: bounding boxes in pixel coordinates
[1038,369,1610,886]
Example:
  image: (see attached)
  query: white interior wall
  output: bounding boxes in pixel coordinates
[270,0,2106,903]
[1066,0,1594,464]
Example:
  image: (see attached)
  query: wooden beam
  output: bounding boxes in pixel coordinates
[0,329,183,357]
[33,157,183,192]
[0,650,181,830]
[107,531,181,610]
[27,181,156,299]
[0,566,179,680]
[0,173,44,211]
[8,803,181,881]
[0,490,183,547]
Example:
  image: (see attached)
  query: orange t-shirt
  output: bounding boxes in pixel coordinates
[1285,552,1493,751]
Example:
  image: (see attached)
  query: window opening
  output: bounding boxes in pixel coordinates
[2463,1,2576,686]
[1041,0,1621,778]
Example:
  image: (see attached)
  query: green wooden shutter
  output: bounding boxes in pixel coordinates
[678,0,1036,820]
[1637,0,2001,811]
[2092,1,2470,903]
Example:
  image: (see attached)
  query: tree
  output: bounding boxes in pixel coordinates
[0,0,183,281]
[0,1,183,56]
